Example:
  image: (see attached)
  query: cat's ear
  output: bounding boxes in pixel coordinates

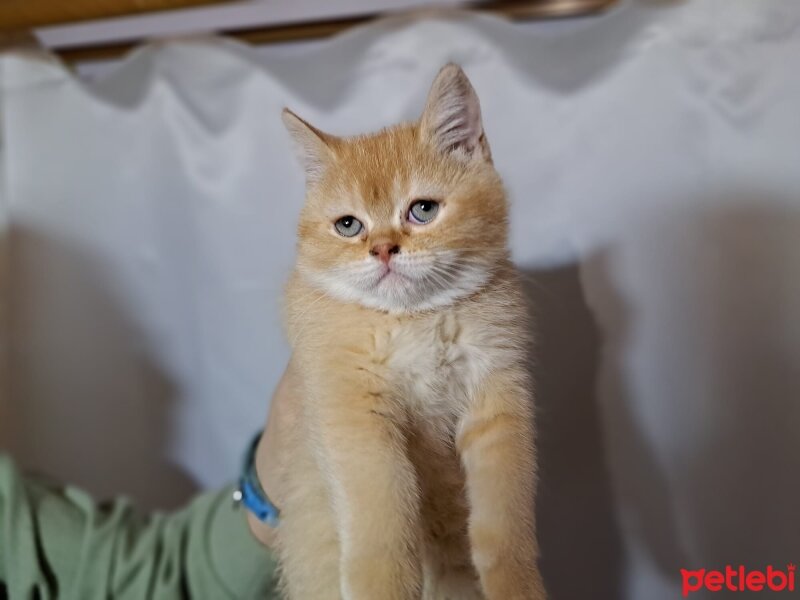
[420,64,490,162]
[282,108,335,183]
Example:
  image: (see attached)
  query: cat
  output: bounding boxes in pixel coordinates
[271,64,546,600]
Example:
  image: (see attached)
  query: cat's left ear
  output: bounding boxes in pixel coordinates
[282,108,336,183]
[419,64,491,162]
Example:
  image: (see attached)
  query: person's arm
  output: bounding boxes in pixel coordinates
[247,363,295,549]
[0,455,280,599]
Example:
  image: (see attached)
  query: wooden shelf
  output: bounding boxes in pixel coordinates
[0,0,230,31]
[4,0,619,63]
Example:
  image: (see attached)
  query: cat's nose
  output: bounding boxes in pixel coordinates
[370,242,400,264]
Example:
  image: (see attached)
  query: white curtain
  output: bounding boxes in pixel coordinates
[2,1,800,598]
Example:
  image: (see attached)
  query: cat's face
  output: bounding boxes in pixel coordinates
[284,64,508,313]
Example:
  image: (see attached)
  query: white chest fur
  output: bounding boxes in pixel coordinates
[379,309,493,421]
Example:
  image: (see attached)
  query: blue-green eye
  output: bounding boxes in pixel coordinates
[334,215,363,237]
[409,200,439,224]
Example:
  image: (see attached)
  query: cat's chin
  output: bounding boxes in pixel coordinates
[303,268,492,315]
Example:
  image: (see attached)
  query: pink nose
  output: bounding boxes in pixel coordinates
[370,243,400,264]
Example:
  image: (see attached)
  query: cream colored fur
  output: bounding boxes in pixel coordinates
[271,64,546,600]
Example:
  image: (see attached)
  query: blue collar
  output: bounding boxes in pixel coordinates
[234,431,280,526]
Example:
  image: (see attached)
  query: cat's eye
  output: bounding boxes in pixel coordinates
[408,200,440,225]
[334,215,363,237]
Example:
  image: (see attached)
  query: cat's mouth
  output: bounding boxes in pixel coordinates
[375,266,409,285]
[309,252,492,313]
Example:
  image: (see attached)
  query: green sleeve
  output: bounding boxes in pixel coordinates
[0,454,280,600]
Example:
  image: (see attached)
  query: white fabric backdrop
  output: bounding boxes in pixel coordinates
[3,1,800,598]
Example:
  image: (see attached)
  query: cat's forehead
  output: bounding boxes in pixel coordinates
[338,125,416,183]
[325,124,451,211]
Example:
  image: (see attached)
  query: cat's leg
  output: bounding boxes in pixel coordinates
[430,571,485,600]
[417,503,483,599]
[456,368,547,600]
[420,529,484,600]
[312,377,423,600]
[422,559,484,600]
[276,441,342,600]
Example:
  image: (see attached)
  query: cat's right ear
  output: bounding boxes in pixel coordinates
[282,108,334,183]
[419,64,490,162]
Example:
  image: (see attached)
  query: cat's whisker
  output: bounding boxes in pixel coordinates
[424,267,457,292]
[421,268,449,290]
[288,290,330,345]
[428,263,457,279]
[431,262,466,281]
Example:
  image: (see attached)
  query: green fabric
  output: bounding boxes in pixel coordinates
[0,454,280,599]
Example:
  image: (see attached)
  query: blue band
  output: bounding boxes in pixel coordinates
[235,431,280,526]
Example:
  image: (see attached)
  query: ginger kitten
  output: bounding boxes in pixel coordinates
[273,64,546,600]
